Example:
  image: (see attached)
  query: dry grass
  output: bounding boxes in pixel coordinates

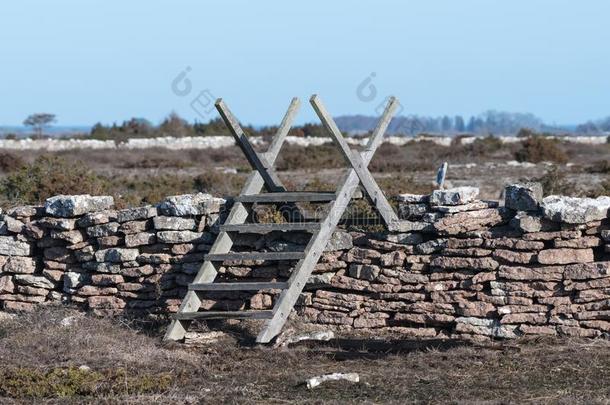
[1,307,610,403]
[0,138,609,207]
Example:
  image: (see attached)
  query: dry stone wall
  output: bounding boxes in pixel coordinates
[2,186,610,343]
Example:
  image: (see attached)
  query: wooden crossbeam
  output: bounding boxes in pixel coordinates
[164,98,300,341]
[215,99,286,193]
[256,96,399,343]
[310,95,400,228]
[166,94,402,345]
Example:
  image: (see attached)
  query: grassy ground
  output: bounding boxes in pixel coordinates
[1,307,609,404]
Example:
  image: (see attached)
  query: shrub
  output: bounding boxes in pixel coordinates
[0,152,25,172]
[468,135,503,156]
[514,136,568,164]
[0,155,108,205]
[533,166,571,196]
[587,160,610,174]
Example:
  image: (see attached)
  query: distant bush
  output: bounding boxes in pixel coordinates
[533,166,571,196]
[0,155,108,205]
[514,136,568,164]
[458,135,504,157]
[0,152,25,172]
[586,160,610,174]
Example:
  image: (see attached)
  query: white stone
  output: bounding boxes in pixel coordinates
[95,248,139,263]
[45,195,114,217]
[0,236,32,256]
[396,194,429,204]
[541,195,610,224]
[430,187,479,206]
[505,183,543,212]
[157,193,224,216]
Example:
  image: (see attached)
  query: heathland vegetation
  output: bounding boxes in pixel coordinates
[0,130,608,209]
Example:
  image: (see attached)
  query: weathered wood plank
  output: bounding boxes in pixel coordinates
[221,223,320,233]
[189,282,288,291]
[234,192,336,203]
[310,95,399,228]
[206,252,305,261]
[215,99,285,193]
[163,98,300,342]
[256,96,399,343]
[173,310,274,320]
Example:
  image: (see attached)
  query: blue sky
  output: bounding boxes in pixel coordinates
[0,0,608,126]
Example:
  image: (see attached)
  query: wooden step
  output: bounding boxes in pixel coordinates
[205,252,305,261]
[235,192,336,203]
[173,310,274,321]
[221,223,321,233]
[189,282,288,291]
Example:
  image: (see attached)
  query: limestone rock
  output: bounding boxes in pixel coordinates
[564,262,610,280]
[388,221,434,233]
[492,250,537,264]
[541,195,610,224]
[87,296,125,309]
[157,193,224,216]
[0,276,15,293]
[429,256,499,271]
[3,216,24,233]
[63,272,91,291]
[537,248,594,265]
[153,216,196,231]
[498,265,563,281]
[117,206,157,223]
[382,233,424,245]
[348,264,380,281]
[14,274,54,289]
[157,231,210,244]
[325,231,353,251]
[3,257,37,274]
[86,222,119,238]
[76,210,117,228]
[398,203,428,220]
[430,187,479,206]
[415,239,447,254]
[6,205,43,218]
[95,248,139,263]
[380,251,406,267]
[45,195,114,217]
[50,230,85,244]
[434,208,509,236]
[433,200,498,214]
[505,183,543,212]
[554,236,601,249]
[125,232,156,247]
[38,217,77,231]
[396,194,429,204]
[0,236,32,256]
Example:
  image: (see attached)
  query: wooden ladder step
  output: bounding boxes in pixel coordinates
[221,223,321,233]
[173,310,274,321]
[189,282,288,291]
[205,252,305,261]
[234,192,336,203]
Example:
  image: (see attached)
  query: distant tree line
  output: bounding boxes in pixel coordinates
[575,117,610,134]
[8,109,610,141]
[335,110,545,136]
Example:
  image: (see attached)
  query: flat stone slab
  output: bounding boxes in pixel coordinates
[541,195,610,224]
[396,194,429,204]
[45,195,114,218]
[157,193,224,216]
[430,187,479,206]
[433,200,498,213]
